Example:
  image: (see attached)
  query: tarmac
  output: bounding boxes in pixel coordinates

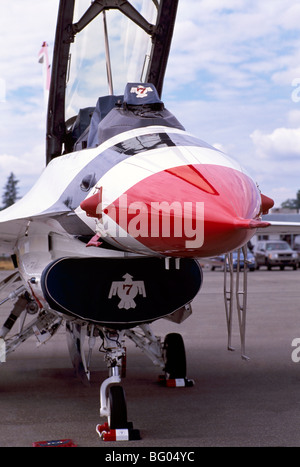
[1,266,300,447]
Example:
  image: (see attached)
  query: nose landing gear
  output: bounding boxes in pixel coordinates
[96,327,194,441]
[96,329,141,441]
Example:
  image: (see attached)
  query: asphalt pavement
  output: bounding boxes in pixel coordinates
[1,266,300,447]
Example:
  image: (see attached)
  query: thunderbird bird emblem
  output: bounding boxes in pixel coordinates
[108,273,146,309]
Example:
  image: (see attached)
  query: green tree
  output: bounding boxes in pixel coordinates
[2,172,19,209]
[281,190,300,212]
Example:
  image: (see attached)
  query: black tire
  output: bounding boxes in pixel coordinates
[109,385,128,429]
[163,333,186,379]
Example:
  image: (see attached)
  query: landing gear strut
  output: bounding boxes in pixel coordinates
[96,329,141,441]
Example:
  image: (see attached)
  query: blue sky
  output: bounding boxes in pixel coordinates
[1,0,300,208]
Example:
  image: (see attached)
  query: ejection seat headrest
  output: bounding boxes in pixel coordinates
[123,83,163,107]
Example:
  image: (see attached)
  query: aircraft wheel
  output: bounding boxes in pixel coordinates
[163,333,186,379]
[108,385,128,429]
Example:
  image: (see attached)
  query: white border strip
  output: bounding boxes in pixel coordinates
[98,145,245,208]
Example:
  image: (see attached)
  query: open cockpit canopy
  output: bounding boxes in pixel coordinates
[47,0,179,163]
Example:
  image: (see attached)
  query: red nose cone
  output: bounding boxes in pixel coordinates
[103,164,266,257]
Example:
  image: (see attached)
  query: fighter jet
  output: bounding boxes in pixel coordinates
[0,0,286,441]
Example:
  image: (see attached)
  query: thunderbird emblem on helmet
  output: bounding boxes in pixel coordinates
[130,85,153,98]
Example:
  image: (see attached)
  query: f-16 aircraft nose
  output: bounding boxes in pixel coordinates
[81,161,270,258]
[119,163,269,257]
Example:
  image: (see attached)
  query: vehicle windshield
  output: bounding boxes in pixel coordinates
[266,242,290,251]
[65,0,158,120]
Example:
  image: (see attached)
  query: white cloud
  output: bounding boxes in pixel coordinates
[287,110,300,127]
[0,1,58,196]
[0,2,58,91]
[166,0,300,101]
[251,127,300,160]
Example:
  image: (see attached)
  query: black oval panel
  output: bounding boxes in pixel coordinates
[41,256,202,328]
